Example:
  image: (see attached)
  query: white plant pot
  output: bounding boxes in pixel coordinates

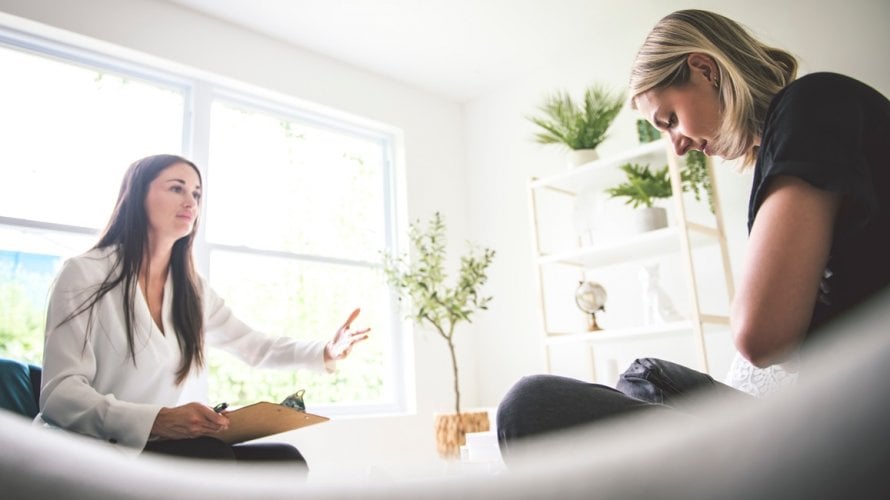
[627,206,668,234]
[568,149,598,168]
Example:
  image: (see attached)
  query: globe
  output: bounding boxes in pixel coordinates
[575,280,607,331]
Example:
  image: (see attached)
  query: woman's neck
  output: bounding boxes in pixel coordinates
[140,240,172,333]
[141,238,173,283]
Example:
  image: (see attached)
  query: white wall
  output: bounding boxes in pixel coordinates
[3,0,889,480]
[464,0,890,406]
[0,0,479,479]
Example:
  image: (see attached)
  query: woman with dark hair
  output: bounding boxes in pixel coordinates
[35,154,369,466]
[497,9,890,458]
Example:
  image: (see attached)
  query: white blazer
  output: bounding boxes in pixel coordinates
[35,246,330,452]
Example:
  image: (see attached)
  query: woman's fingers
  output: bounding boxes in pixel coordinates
[341,308,361,330]
[347,328,371,346]
[327,310,370,360]
[202,405,229,429]
[152,403,229,440]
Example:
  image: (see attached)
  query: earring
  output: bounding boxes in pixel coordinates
[713,77,720,88]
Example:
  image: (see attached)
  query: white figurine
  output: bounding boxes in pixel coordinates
[639,263,683,324]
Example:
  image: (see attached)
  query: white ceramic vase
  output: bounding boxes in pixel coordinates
[627,206,668,233]
[568,148,598,168]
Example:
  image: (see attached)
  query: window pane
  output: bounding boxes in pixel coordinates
[205,250,393,408]
[206,100,387,262]
[0,44,185,228]
[0,225,95,363]
[0,34,404,416]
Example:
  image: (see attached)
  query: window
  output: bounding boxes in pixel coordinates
[0,226,94,364]
[203,96,399,413]
[0,30,187,364]
[0,26,404,415]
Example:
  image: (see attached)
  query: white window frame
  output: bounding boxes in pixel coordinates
[0,22,409,416]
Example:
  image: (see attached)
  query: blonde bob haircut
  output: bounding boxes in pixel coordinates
[630,10,798,166]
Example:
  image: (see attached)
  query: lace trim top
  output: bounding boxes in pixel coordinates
[724,353,798,398]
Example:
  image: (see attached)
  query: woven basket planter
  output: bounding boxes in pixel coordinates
[434,411,490,459]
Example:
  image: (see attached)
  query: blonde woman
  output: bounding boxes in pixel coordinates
[497,9,890,458]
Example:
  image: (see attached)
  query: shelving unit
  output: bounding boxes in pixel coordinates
[528,138,735,380]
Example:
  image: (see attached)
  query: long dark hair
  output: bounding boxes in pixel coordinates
[64,154,205,384]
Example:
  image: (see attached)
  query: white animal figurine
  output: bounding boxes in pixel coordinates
[639,263,683,324]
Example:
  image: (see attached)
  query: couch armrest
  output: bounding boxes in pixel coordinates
[0,357,41,418]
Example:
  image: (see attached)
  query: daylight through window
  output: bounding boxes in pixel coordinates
[0,27,404,416]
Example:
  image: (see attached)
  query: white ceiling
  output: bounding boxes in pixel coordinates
[157,1,890,104]
[162,0,646,103]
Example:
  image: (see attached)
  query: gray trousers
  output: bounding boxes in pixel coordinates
[496,358,753,461]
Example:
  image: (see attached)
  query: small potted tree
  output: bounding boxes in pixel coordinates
[527,84,625,167]
[382,212,495,459]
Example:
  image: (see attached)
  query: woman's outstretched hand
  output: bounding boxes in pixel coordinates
[325,307,371,361]
[150,402,229,440]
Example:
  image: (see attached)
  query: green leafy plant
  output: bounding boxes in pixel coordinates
[605,163,673,209]
[633,117,714,212]
[527,84,625,151]
[381,212,495,417]
[0,282,44,364]
[684,150,715,213]
[636,119,661,143]
[606,153,716,213]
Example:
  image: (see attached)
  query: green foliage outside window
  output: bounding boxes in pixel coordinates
[0,255,55,365]
[0,282,44,365]
[0,253,386,409]
[0,42,395,412]
[204,251,388,408]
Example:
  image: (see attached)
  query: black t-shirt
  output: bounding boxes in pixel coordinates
[748,72,890,340]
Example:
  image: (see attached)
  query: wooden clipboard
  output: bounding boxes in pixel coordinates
[214,402,329,444]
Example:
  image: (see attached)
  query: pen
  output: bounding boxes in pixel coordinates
[213,402,228,413]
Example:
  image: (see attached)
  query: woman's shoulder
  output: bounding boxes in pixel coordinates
[764,72,890,138]
[792,72,859,87]
[57,246,118,280]
[779,72,890,108]
[66,245,116,265]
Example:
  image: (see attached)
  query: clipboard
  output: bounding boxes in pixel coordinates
[214,402,329,444]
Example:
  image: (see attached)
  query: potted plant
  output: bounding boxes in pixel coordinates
[605,154,716,234]
[381,212,495,459]
[527,84,625,167]
[634,119,715,213]
[604,162,672,233]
